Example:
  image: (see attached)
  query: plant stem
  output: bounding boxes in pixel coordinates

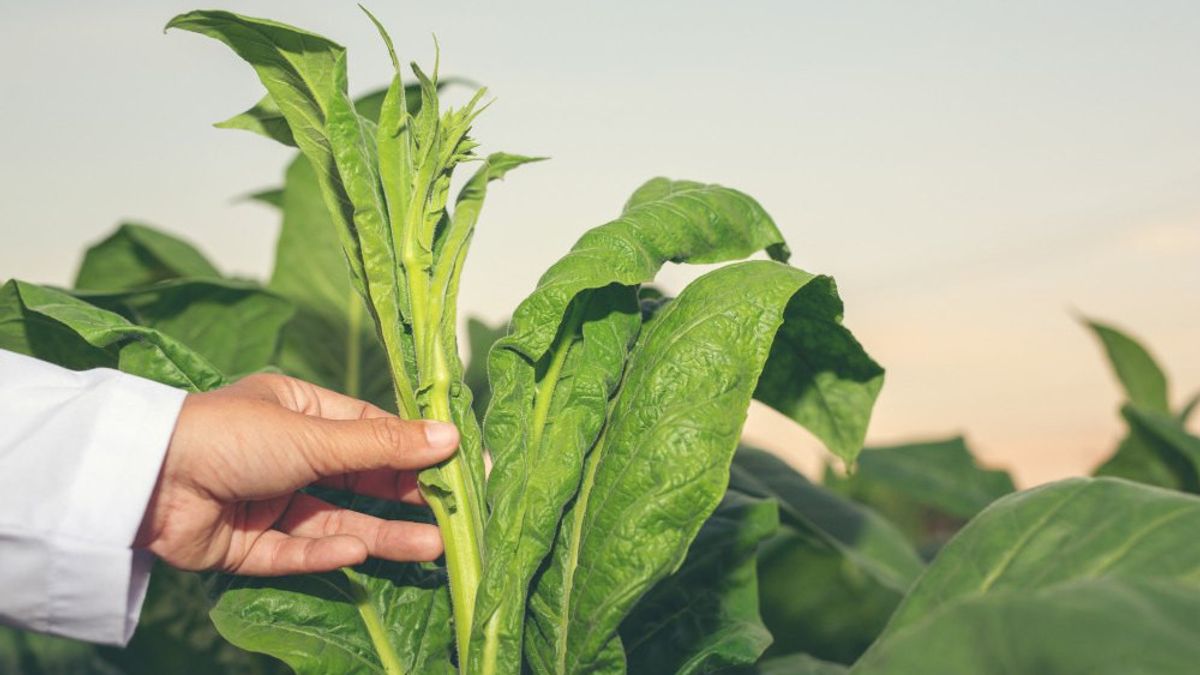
[344,568,406,675]
[402,223,485,668]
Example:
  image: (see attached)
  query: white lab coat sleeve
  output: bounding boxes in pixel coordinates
[0,349,188,646]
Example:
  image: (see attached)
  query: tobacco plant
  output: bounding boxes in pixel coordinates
[162,8,886,674]
[4,8,1200,675]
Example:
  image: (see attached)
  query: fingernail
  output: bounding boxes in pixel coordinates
[425,422,459,450]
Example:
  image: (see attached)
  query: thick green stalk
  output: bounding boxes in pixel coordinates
[402,207,485,667]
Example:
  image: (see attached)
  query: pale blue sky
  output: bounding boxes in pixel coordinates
[2,1,1198,484]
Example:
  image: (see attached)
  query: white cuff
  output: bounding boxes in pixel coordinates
[0,352,187,645]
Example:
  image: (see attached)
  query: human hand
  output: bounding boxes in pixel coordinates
[133,373,458,576]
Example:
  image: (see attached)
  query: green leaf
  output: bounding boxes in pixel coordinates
[98,566,288,675]
[168,9,371,308]
[221,80,468,147]
[754,653,849,675]
[463,317,506,418]
[730,447,922,664]
[477,178,792,673]
[208,566,454,675]
[839,437,1015,519]
[0,627,125,675]
[1117,404,1200,492]
[1095,426,1191,492]
[75,279,292,377]
[825,437,1015,554]
[1084,318,1171,413]
[268,156,393,406]
[853,478,1200,675]
[525,261,875,674]
[0,280,224,391]
[1180,390,1200,424]
[752,277,883,463]
[75,223,220,291]
[215,94,296,147]
[1,280,113,371]
[620,491,779,675]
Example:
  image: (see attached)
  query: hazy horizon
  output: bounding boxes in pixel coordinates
[2,1,1198,486]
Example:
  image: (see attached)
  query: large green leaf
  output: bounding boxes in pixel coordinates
[1084,318,1171,413]
[97,566,288,675]
[620,492,779,675]
[209,566,454,675]
[268,156,393,405]
[0,280,224,391]
[830,437,1014,520]
[853,478,1200,674]
[825,437,1015,554]
[476,178,793,672]
[524,261,878,674]
[755,654,849,675]
[75,280,292,377]
[730,447,922,664]
[75,223,220,291]
[463,317,506,418]
[168,10,372,305]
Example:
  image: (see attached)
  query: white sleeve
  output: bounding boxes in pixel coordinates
[0,349,188,646]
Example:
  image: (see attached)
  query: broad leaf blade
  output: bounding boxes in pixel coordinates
[835,437,1015,519]
[526,261,874,674]
[268,156,392,406]
[478,179,793,672]
[75,223,220,291]
[752,277,883,463]
[76,279,292,377]
[854,477,1200,674]
[209,568,454,675]
[730,448,922,663]
[825,436,1015,553]
[0,280,224,391]
[620,492,778,675]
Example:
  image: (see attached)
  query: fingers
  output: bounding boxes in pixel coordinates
[277,493,443,562]
[316,469,425,504]
[231,530,369,575]
[301,416,459,478]
[233,373,392,420]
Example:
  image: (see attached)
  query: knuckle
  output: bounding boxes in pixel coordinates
[369,417,416,453]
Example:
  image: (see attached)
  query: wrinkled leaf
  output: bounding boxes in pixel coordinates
[620,492,778,675]
[526,261,879,674]
[478,177,793,672]
[854,477,1200,674]
[268,156,393,406]
[209,566,454,675]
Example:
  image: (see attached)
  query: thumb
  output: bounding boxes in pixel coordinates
[297,415,459,478]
